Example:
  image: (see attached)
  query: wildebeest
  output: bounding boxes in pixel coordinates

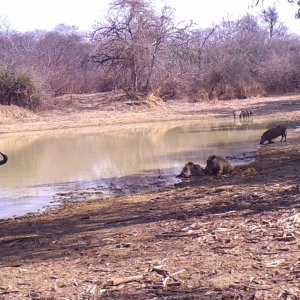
[177,162,205,178]
[205,155,233,176]
[233,110,241,119]
[260,125,287,145]
[0,152,7,166]
[240,110,253,118]
[233,110,253,120]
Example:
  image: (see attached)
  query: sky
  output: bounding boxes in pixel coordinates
[0,0,299,34]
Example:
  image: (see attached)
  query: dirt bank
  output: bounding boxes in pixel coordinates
[0,92,299,136]
[0,93,299,299]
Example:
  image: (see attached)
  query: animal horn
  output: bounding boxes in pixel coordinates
[0,152,8,165]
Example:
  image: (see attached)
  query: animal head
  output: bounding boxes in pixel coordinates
[205,155,217,174]
[260,134,266,145]
[179,162,194,178]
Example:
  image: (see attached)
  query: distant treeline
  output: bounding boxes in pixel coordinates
[0,0,300,110]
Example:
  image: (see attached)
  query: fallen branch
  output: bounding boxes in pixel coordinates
[170,269,186,277]
[0,234,40,245]
[150,266,169,277]
[157,230,203,238]
[150,266,186,287]
[104,275,144,286]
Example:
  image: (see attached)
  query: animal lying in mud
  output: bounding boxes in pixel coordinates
[205,155,234,176]
[233,110,253,120]
[0,152,8,166]
[178,156,234,178]
[260,125,287,145]
[177,162,205,178]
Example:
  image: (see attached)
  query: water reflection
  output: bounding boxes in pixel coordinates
[0,121,268,218]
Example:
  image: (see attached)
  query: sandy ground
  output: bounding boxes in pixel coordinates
[0,92,299,299]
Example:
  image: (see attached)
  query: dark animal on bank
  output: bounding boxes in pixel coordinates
[177,162,205,178]
[0,152,8,165]
[260,125,287,145]
[205,155,233,176]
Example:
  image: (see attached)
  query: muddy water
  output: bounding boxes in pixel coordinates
[0,120,266,218]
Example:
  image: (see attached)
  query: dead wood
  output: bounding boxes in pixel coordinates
[0,234,40,245]
[104,275,145,286]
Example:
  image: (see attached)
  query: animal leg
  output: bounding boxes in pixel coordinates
[283,134,287,142]
[218,166,223,175]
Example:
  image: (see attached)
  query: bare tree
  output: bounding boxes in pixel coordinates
[256,37,300,92]
[181,15,270,100]
[32,28,91,95]
[89,0,181,92]
[260,5,287,39]
[255,0,300,18]
[0,1,299,105]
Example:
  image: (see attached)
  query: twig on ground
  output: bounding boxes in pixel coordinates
[104,275,145,286]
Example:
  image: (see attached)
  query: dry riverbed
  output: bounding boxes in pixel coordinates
[0,92,299,299]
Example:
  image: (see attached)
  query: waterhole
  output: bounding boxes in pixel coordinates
[0,120,278,219]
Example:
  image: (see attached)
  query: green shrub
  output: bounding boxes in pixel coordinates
[0,67,41,110]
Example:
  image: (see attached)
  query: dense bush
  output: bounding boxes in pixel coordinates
[0,67,41,110]
[157,79,180,100]
[0,2,299,104]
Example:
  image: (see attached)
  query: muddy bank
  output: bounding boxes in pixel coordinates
[0,94,299,299]
[0,134,299,299]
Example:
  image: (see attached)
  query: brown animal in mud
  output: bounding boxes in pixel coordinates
[177,162,204,178]
[0,152,7,165]
[205,155,233,176]
[260,125,287,145]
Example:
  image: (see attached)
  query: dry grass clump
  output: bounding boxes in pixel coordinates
[145,93,165,107]
[185,81,267,102]
[157,79,181,101]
